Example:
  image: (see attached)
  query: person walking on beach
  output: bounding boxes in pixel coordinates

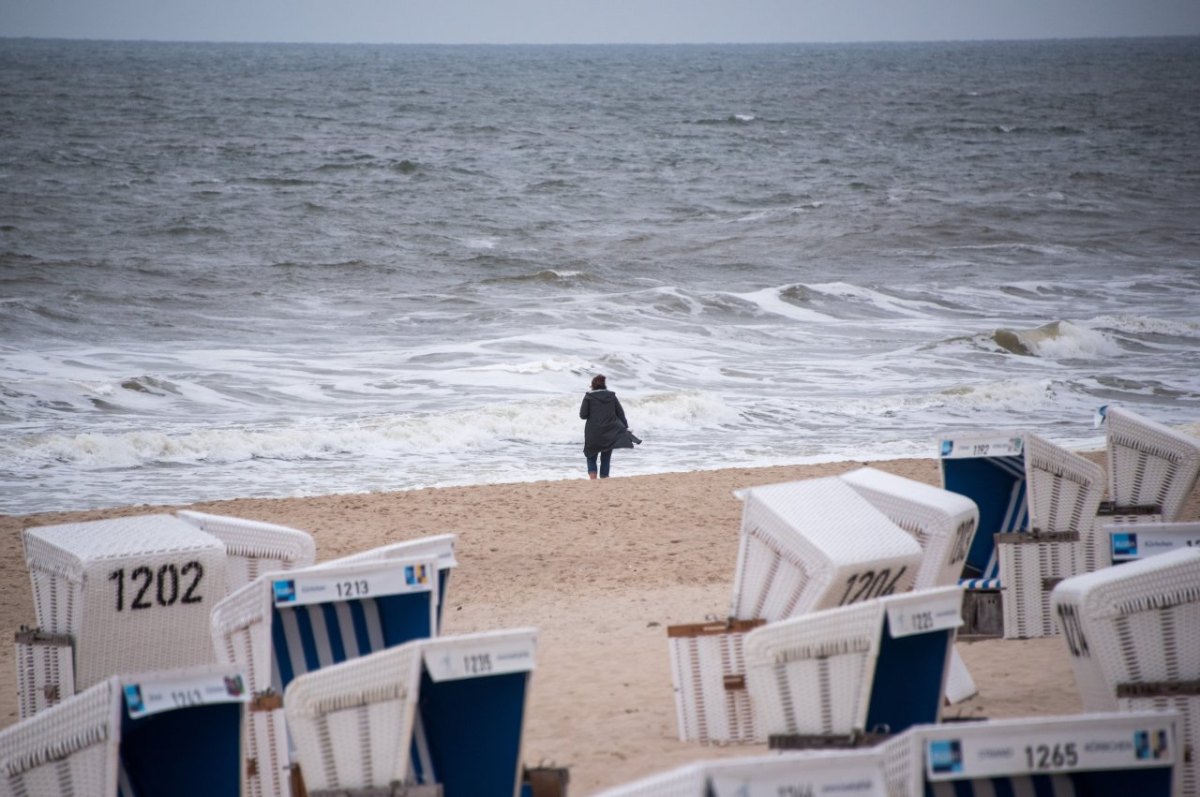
[580,374,639,479]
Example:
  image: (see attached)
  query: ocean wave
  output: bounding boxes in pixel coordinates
[480,269,595,286]
[988,320,1120,359]
[2,389,730,470]
[1086,314,1200,340]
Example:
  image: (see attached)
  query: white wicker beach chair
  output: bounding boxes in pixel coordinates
[176,509,317,590]
[666,618,763,744]
[211,554,441,797]
[17,515,227,719]
[1051,547,1200,796]
[730,477,923,621]
[840,466,981,704]
[312,534,457,632]
[938,431,1105,639]
[285,628,538,797]
[881,710,1181,797]
[0,663,249,797]
[592,749,889,797]
[1107,520,1200,565]
[743,586,962,743]
[1101,406,1200,526]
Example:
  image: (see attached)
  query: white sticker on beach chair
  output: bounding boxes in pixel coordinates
[939,436,1024,459]
[886,592,963,637]
[123,671,249,719]
[273,560,436,607]
[1110,529,1200,563]
[423,635,536,682]
[709,767,885,797]
[925,721,1176,781]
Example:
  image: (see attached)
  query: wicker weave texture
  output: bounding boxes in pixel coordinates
[744,599,882,738]
[14,634,75,720]
[666,625,759,744]
[1107,407,1200,523]
[731,478,923,620]
[245,706,291,797]
[285,642,424,792]
[590,762,707,797]
[314,534,458,572]
[1023,434,1106,574]
[998,537,1079,639]
[23,515,227,691]
[841,466,979,590]
[0,676,117,797]
[1050,548,1200,713]
[176,510,317,591]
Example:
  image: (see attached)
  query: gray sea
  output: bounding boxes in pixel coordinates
[2,37,1198,515]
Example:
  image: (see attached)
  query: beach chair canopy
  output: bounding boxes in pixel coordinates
[840,466,979,590]
[176,509,317,590]
[313,534,458,630]
[731,477,923,621]
[881,710,1181,797]
[591,749,888,797]
[744,586,963,741]
[285,628,538,797]
[0,663,248,797]
[22,515,227,692]
[1104,405,1200,523]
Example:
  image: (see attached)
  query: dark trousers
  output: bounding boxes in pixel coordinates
[586,450,612,478]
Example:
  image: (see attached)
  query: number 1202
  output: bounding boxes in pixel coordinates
[109,562,204,611]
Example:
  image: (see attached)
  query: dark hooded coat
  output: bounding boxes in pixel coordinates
[580,389,638,455]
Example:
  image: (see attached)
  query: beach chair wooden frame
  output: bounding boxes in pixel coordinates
[0,663,249,797]
[211,554,441,797]
[665,618,764,744]
[743,586,963,743]
[938,431,1105,638]
[17,515,227,719]
[176,509,317,590]
[1051,547,1200,796]
[730,477,923,621]
[881,710,1181,797]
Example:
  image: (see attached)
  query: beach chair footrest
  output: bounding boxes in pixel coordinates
[1097,502,1161,517]
[1116,679,1200,698]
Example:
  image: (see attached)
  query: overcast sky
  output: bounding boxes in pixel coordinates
[3,0,1199,44]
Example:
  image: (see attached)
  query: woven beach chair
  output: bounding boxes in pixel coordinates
[312,534,458,631]
[285,628,538,797]
[938,431,1105,639]
[211,553,441,797]
[17,515,227,719]
[1100,406,1200,529]
[730,477,923,621]
[1050,547,1200,796]
[840,466,980,703]
[666,618,764,744]
[592,749,889,797]
[0,663,249,797]
[176,509,317,590]
[881,710,1181,797]
[743,586,963,744]
[1106,520,1200,565]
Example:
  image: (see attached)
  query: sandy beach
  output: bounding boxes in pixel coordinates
[2,452,1196,793]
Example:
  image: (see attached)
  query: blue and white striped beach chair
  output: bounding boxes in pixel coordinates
[212,552,442,797]
[284,628,538,797]
[938,431,1105,638]
[744,586,964,744]
[882,710,1182,797]
[0,664,248,797]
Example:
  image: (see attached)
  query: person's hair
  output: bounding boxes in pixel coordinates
[591,374,607,390]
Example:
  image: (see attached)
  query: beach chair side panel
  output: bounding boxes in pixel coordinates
[666,620,761,744]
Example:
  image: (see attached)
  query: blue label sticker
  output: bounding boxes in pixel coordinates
[1111,533,1138,559]
[940,440,954,457]
[272,579,297,603]
[929,739,963,774]
[123,684,145,714]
